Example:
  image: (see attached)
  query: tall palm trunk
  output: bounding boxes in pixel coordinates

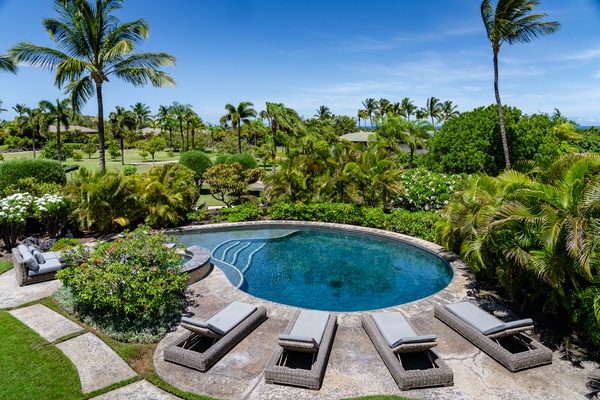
[271,124,277,174]
[179,121,184,152]
[494,50,511,168]
[237,125,242,154]
[168,127,173,151]
[32,128,36,159]
[56,123,62,162]
[96,82,106,173]
[119,133,124,165]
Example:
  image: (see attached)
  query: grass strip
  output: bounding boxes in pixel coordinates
[0,260,13,275]
[0,311,83,400]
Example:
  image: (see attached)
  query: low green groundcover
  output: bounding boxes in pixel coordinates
[0,311,82,400]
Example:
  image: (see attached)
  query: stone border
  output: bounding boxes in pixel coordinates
[181,245,211,285]
[168,220,473,314]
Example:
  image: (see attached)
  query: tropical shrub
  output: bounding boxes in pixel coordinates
[51,237,81,251]
[42,140,75,160]
[186,207,212,223]
[203,162,265,207]
[0,192,33,251]
[123,165,137,176]
[32,193,72,239]
[217,152,258,171]
[267,202,440,242]
[55,226,187,343]
[0,158,66,188]
[72,151,83,162]
[218,202,262,222]
[65,167,139,232]
[393,168,465,211]
[179,150,213,186]
[438,154,600,346]
[136,164,199,228]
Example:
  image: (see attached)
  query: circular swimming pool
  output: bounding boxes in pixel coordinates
[175,224,453,312]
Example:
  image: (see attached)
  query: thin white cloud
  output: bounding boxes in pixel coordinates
[559,47,600,62]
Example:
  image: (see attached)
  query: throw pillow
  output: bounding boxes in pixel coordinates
[21,251,40,271]
[32,250,46,264]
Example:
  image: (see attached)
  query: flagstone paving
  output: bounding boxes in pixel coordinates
[90,379,180,400]
[9,303,83,342]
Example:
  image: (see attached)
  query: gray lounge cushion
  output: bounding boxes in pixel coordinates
[21,250,39,271]
[372,312,436,348]
[27,258,62,276]
[181,301,257,338]
[285,309,330,347]
[17,244,30,256]
[445,302,532,336]
[41,251,61,260]
[180,317,225,336]
[32,250,46,264]
[277,334,319,348]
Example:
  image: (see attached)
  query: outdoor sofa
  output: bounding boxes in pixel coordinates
[361,311,453,390]
[434,301,553,372]
[264,309,337,390]
[164,301,267,372]
[12,244,65,286]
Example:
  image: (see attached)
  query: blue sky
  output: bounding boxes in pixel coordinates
[0,0,599,126]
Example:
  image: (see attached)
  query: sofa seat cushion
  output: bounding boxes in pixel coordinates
[28,258,62,277]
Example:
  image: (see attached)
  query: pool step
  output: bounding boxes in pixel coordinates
[213,240,265,275]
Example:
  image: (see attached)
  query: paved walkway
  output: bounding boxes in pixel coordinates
[0,269,179,399]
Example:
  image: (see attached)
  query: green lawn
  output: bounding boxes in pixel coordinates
[0,311,83,400]
[0,260,13,275]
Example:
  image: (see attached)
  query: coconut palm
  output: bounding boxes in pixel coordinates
[441,100,460,122]
[481,0,560,169]
[357,109,368,129]
[183,108,203,149]
[315,105,333,121]
[265,102,302,173]
[130,102,151,134]
[156,104,175,150]
[378,116,433,169]
[400,97,417,121]
[424,96,442,128]
[376,98,391,122]
[26,106,46,158]
[40,98,71,162]
[10,0,176,173]
[0,55,17,73]
[362,98,377,128]
[221,101,257,154]
[171,102,191,152]
[108,106,136,165]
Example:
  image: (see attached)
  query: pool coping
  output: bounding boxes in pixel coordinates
[167,220,473,314]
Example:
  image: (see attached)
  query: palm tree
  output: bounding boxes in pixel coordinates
[40,98,71,162]
[27,106,46,158]
[170,102,191,152]
[156,104,175,150]
[481,0,560,169]
[221,101,257,154]
[183,108,203,149]
[378,116,433,168]
[315,105,333,121]
[376,98,391,122]
[362,98,377,128]
[0,100,7,115]
[108,106,135,165]
[424,96,442,128]
[401,97,417,121]
[265,102,302,173]
[10,0,176,173]
[357,109,368,129]
[130,102,151,134]
[0,55,17,73]
[441,100,460,122]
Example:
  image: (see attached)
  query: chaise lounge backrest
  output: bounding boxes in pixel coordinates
[445,302,533,336]
[12,246,65,287]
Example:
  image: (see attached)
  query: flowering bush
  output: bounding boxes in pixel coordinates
[393,168,465,211]
[0,192,33,250]
[32,193,72,238]
[55,226,188,343]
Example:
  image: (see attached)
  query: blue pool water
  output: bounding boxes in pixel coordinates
[176,227,452,312]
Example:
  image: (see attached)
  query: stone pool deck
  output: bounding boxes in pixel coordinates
[156,221,596,400]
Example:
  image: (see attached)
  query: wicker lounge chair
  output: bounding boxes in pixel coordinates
[264,309,337,390]
[434,301,552,372]
[164,301,267,372]
[361,312,453,390]
[12,245,65,287]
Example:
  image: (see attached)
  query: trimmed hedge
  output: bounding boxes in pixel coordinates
[0,159,66,189]
[179,150,212,182]
[266,202,441,242]
[215,152,258,170]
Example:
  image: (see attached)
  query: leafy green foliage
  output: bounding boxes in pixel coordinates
[267,202,440,242]
[0,158,66,189]
[56,226,187,343]
[123,165,137,176]
[42,140,75,160]
[72,151,83,162]
[438,154,600,345]
[51,237,81,251]
[203,162,265,207]
[394,168,465,211]
[218,202,262,222]
[179,150,213,184]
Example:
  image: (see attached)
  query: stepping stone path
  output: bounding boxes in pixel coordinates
[9,303,83,342]
[57,332,137,393]
[91,379,180,399]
